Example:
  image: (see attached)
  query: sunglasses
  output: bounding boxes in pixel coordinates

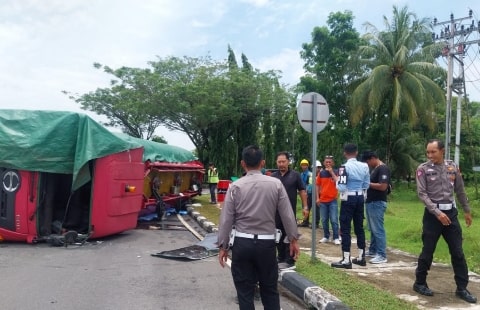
[325,155,333,159]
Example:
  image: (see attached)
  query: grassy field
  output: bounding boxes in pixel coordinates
[191,183,480,309]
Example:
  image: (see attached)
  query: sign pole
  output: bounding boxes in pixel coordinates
[311,93,318,260]
[296,91,329,262]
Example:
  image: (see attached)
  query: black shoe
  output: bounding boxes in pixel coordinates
[352,257,366,266]
[331,260,352,269]
[456,289,477,303]
[413,282,433,296]
[298,221,309,227]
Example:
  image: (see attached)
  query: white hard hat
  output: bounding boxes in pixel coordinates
[316,160,322,167]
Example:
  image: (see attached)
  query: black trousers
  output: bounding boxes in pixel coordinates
[306,192,320,225]
[275,212,295,264]
[231,237,280,310]
[415,208,469,289]
[339,194,366,252]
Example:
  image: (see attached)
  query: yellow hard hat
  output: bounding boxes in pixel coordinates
[300,159,309,165]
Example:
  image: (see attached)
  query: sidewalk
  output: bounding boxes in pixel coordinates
[296,225,480,310]
[189,196,480,309]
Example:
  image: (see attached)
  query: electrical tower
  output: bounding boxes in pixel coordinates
[432,9,480,164]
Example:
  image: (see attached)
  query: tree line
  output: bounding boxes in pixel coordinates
[67,5,480,183]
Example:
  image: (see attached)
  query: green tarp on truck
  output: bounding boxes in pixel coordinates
[0,109,196,190]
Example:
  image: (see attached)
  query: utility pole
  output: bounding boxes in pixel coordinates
[432,10,480,164]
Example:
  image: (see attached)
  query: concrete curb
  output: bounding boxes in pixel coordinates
[189,206,218,233]
[186,205,350,310]
[279,270,350,310]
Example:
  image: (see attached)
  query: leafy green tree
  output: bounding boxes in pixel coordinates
[151,135,168,144]
[66,64,166,139]
[149,55,235,171]
[457,100,480,181]
[350,5,446,163]
[69,52,293,179]
[299,11,363,158]
[387,123,424,182]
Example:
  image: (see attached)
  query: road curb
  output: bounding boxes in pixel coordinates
[279,270,350,310]
[186,205,350,309]
[189,207,218,233]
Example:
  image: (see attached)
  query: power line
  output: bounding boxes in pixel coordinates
[432,9,480,164]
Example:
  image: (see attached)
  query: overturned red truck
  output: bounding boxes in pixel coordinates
[0,110,204,244]
[118,133,205,219]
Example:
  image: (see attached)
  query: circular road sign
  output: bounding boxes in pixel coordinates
[296,92,329,133]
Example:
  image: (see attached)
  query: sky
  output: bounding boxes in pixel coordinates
[1,0,479,151]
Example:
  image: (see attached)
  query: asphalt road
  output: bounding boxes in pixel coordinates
[0,215,306,310]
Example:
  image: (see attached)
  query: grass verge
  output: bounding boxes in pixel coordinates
[296,254,418,310]
[191,183,480,309]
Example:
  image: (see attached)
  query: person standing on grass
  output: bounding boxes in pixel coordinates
[271,151,308,270]
[361,151,390,264]
[207,162,219,204]
[317,155,340,245]
[331,143,370,269]
[217,145,300,310]
[298,159,313,227]
[413,139,476,304]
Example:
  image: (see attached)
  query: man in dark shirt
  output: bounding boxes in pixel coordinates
[362,151,390,264]
[271,151,308,270]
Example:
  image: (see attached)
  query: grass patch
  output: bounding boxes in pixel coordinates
[191,183,480,309]
[192,195,222,225]
[296,254,417,310]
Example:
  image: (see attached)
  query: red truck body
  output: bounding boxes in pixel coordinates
[0,148,144,243]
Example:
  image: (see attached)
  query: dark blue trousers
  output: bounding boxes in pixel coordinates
[339,194,366,252]
[209,183,217,203]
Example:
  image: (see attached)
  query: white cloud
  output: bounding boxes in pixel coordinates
[239,0,271,8]
[1,0,479,151]
[254,48,305,86]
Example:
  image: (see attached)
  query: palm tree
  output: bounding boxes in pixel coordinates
[350,5,446,163]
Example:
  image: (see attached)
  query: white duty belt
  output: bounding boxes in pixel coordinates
[347,190,363,196]
[235,231,276,240]
[437,203,455,211]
